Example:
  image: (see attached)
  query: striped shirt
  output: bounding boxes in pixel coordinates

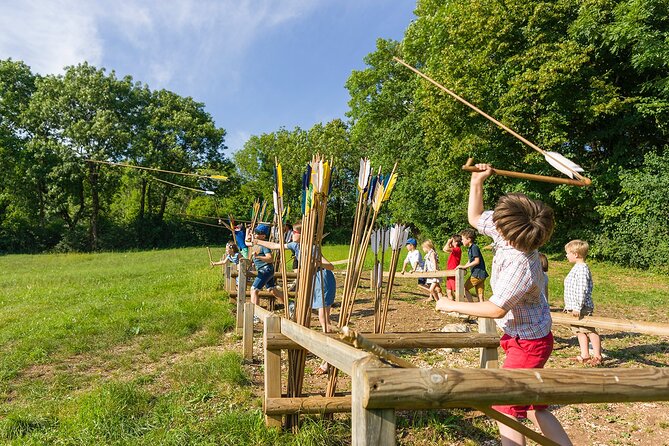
[563,263,594,312]
[478,211,552,339]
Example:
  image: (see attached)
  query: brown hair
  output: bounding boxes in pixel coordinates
[451,234,462,247]
[565,240,589,258]
[538,253,548,272]
[493,193,554,253]
[226,242,239,254]
[292,221,302,234]
[460,228,477,243]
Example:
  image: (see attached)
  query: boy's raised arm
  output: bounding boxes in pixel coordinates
[468,164,494,228]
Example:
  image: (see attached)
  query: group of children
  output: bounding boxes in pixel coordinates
[213,162,604,445]
[401,229,488,304]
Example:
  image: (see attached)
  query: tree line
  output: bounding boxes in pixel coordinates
[2,0,668,269]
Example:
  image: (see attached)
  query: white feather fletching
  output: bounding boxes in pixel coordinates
[273,190,279,215]
[358,158,370,190]
[371,229,379,254]
[544,151,584,179]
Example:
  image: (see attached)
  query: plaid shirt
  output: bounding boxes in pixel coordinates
[563,263,594,312]
[478,211,552,339]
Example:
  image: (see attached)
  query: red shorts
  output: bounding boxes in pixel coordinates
[492,332,554,418]
[446,276,456,291]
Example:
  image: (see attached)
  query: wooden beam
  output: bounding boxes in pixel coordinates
[478,318,499,369]
[384,270,457,279]
[231,270,298,279]
[229,290,296,299]
[254,304,273,321]
[455,268,465,301]
[280,318,369,376]
[243,302,254,361]
[363,367,669,410]
[224,262,232,293]
[550,311,669,336]
[264,396,352,415]
[236,261,247,334]
[352,357,396,446]
[263,315,283,427]
[265,332,500,350]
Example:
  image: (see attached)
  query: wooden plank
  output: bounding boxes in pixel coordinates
[254,304,273,321]
[265,332,500,350]
[478,318,499,369]
[455,268,465,302]
[550,311,669,337]
[231,270,298,279]
[236,261,247,333]
[224,262,232,293]
[384,270,457,279]
[263,315,283,427]
[264,396,352,415]
[230,290,296,299]
[243,302,254,361]
[330,259,349,265]
[280,318,369,376]
[352,357,395,446]
[363,367,669,410]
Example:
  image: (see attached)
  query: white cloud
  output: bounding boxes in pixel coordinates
[0,0,102,74]
[0,0,321,87]
[226,129,251,153]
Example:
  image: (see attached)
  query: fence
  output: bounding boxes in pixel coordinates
[225,260,669,446]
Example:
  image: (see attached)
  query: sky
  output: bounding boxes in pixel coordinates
[0,0,416,156]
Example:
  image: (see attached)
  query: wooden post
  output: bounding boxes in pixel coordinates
[351,357,395,446]
[264,315,283,428]
[243,302,254,361]
[478,318,499,369]
[236,261,247,334]
[455,268,465,302]
[224,262,232,293]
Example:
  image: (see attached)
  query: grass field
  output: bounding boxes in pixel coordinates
[0,245,667,444]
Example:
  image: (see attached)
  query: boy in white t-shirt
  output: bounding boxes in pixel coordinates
[401,238,426,285]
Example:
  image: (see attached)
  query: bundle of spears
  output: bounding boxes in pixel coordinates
[326,158,398,398]
[286,155,333,429]
[372,224,409,334]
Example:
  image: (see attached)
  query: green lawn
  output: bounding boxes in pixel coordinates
[0,246,667,444]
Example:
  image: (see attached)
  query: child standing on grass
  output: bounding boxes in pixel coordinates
[458,228,488,302]
[401,238,426,286]
[442,235,463,301]
[563,240,601,367]
[422,239,443,302]
[436,163,572,446]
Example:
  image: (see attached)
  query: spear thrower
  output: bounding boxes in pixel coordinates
[392,57,591,186]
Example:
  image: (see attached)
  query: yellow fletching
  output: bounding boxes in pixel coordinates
[382,173,397,202]
[209,175,227,180]
[277,164,283,196]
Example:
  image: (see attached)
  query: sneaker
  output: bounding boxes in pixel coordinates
[288,302,296,320]
[253,315,260,324]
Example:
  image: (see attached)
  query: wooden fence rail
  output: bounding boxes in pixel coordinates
[363,367,669,409]
[550,310,669,336]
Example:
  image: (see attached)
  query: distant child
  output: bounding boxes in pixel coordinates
[539,253,549,300]
[436,164,572,446]
[442,235,463,301]
[401,238,426,285]
[211,242,241,267]
[458,228,489,302]
[249,224,287,322]
[564,240,601,367]
[233,223,249,258]
[422,239,443,302]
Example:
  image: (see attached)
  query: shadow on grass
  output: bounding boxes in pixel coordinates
[554,335,669,367]
[396,408,497,444]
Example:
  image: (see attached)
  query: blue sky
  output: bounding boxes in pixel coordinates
[0,1,416,155]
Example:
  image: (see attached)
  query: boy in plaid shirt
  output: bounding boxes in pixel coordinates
[436,164,572,446]
[564,240,601,366]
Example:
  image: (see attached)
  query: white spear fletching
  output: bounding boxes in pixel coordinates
[384,228,391,252]
[402,228,410,247]
[204,190,215,195]
[358,159,371,190]
[544,151,584,179]
[273,190,279,215]
[371,229,379,254]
